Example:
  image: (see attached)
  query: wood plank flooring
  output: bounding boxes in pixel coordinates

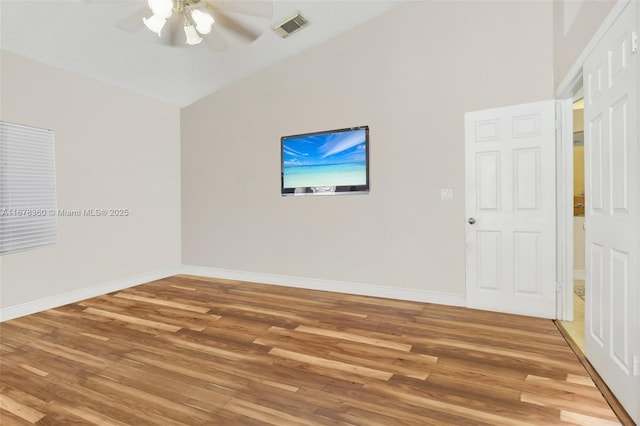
[0,275,623,425]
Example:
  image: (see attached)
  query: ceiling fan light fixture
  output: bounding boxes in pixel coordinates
[191,9,214,35]
[137,0,271,48]
[148,0,173,19]
[143,14,167,36]
[184,23,203,45]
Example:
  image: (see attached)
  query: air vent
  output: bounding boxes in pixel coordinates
[273,12,308,38]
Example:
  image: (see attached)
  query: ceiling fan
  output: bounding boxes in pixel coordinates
[116,0,273,51]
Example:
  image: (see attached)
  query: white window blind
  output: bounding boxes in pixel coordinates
[0,121,58,255]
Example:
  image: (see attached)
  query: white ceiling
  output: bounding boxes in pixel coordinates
[1,0,406,107]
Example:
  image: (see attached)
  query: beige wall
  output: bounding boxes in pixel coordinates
[553,0,617,88]
[574,216,586,271]
[573,106,584,133]
[0,52,181,308]
[574,145,585,196]
[181,1,553,295]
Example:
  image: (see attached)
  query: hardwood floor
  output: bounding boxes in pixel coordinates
[0,275,624,425]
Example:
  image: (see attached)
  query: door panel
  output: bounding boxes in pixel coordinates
[610,248,629,369]
[477,230,501,291]
[477,153,500,210]
[590,243,605,345]
[611,96,629,212]
[465,100,556,319]
[589,115,604,212]
[513,113,539,138]
[583,1,638,421]
[514,232,540,294]
[514,149,539,210]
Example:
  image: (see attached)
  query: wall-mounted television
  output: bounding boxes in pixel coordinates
[281,125,369,196]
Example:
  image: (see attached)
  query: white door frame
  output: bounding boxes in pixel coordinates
[554,0,631,321]
[555,95,577,321]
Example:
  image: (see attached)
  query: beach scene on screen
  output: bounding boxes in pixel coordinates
[282,129,367,188]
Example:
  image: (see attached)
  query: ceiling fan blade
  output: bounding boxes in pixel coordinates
[114,7,147,32]
[208,10,260,43]
[203,27,229,52]
[206,0,273,18]
[159,16,185,47]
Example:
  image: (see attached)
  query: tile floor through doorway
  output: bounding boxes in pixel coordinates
[559,280,585,352]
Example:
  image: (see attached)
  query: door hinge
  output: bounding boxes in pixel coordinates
[633,355,639,376]
[632,31,638,53]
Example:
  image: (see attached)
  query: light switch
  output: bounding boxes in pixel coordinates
[441,189,453,200]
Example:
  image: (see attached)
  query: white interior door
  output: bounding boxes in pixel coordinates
[583,1,639,422]
[465,100,556,319]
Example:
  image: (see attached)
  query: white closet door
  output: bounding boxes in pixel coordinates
[583,2,639,421]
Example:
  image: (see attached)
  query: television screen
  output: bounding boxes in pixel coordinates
[281,125,369,196]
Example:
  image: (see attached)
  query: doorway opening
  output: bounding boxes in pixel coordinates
[559,91,585,352]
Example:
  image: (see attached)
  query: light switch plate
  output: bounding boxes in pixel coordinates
[441,189,453,200]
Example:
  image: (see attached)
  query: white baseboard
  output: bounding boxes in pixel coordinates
[0,266,182,322]
[1,265,466,322]
[573,269,586,280]
[180,265,466,307]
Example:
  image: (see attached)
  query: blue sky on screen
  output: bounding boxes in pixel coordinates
[283,129,366,166]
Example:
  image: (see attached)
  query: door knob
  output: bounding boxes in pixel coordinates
[468,217,476,225]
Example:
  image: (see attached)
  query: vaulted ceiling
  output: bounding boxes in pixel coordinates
[1,1,405,107]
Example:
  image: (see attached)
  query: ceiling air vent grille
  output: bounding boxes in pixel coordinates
[273,13,308,38]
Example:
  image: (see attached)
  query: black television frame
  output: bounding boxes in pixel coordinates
[280,125,370,196]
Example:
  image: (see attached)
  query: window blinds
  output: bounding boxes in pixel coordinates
[0,121,58,255]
